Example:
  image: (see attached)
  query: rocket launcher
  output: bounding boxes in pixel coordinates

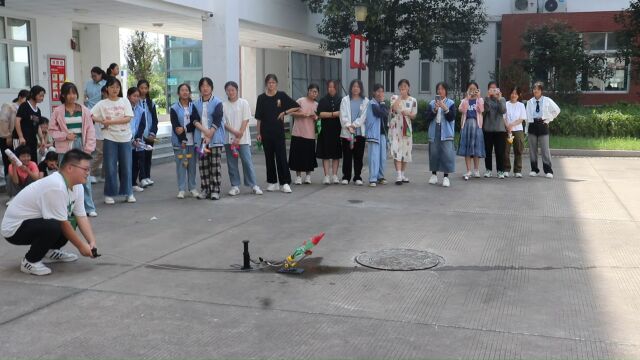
[283,232,324,269]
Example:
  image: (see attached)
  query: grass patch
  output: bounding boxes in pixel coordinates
[548,136,640,150]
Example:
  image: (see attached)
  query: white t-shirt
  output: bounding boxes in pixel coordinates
[90,98,134,142]
[506,101,526,132]
[223,98,252,145]
[1,172,86,238]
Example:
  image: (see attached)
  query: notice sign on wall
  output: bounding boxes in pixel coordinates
[48,56,66,102]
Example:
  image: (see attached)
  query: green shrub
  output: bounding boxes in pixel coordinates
[549,103,640,138]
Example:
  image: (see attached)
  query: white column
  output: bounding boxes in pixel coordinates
[202,0,240,98]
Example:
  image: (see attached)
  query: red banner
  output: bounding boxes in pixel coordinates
[49,57,66,102]
[350,34,367,70]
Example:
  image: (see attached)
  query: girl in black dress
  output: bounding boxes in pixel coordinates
[315,80,342,184]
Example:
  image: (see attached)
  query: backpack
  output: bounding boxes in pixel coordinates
[0,102,17,138]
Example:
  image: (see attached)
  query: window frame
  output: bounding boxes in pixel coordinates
[0,15,34,90]
[581,32,630,94]
[419,60,431,94]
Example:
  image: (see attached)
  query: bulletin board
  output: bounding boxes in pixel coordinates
[48,55,66,104]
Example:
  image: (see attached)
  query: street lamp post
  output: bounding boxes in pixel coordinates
[354,4,368,81]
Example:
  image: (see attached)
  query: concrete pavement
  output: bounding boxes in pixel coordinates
[1,151,640,358]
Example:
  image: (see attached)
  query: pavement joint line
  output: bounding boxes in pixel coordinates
[83,185,331,291]
[0,288,84,328]
[77,286,640,349]
[588,158,639,224]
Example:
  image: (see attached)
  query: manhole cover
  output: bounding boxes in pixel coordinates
[355,248,441,271]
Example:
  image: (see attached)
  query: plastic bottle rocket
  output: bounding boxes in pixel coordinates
[284,232,325,268]
[230,143,239,158]
[4,149,23,167]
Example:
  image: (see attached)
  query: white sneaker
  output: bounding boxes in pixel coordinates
[281,184,292,193]
[88,211,98,217]
[396,175,403,185]
[378,178,388,185]
[210,193,220,200]
[140,178,151,187]
[294,176,303,185]
[341,179,349,185]
[147,178,155,185]
[104,196,115,205]
[402,176,410,183]
[515,172,523,178]
[133,185,144,192]
[504,172,510,178]
[498,172,505,179]
[252,186,263,195]
[190,190,200,198]
[267,183,279,192]
[323,176,331,185]
[228,186,240,196]
[442,177,450,187]
[369,182,377,187]
[177,191,185,199]
[355,179,363,186]
[545,173,554,179]
[484,171,492,178]
[332,175,340,184]
[428,174,438,184]
[529,171,538,177]
[21,258,51,276]
[463,172,471,181]
[44,249,78,263]
[304,175,312,184]
[197,192,209,200]
[126,195,137,203]
[473,170,481,178]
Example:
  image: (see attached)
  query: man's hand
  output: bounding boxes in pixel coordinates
[79,243,93,258]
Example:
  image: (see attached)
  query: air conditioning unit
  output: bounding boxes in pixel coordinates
[541,0,567,13]
[512,0,537,13]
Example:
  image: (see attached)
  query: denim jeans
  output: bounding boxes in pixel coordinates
[103,139,133,197]
[367,135,386,183]
[58,138,96,212]
[225,144,257,188]
[173,146,197,192]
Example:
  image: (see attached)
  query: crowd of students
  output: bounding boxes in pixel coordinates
[0,70,563,208]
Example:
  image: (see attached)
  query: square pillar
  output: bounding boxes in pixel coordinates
[202,1,240,98]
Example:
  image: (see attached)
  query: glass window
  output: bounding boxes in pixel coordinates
[309,55,323,94]
[291,52,308,100]
[8,44,31,88]
[582,32,628,92]
[7,18,30,41]
[584,33,606,51]
[0,44,8,88]
[420,61,430,93]
[606,32,618,51]
[0,17,5,39]
[444,61,458,93]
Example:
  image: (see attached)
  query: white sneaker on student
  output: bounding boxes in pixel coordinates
[133,185,144,192]
[267,183,279,192]
[498,172,505,179]
[545,173,554,179]
[294,176,303,185]
[529,171,538,177]
[396,175,403,185]
[197,192,209,200]
[323,176,331,185]
[228,186,240,196]
[21,258,51,276]
[177,191,185,199]
[104,196,115,205]
[355,179,363,186]
[504,172,510,178]
[332,175,340,184]
[369,182,377,187]
[515,172,523,178]
[146,178,155,185]
[473,170,481,178]
[88,211,98,217]
[428,174,438,185]
[126,195,137,203]
[463,172,471,181]
[304,175,312,184]
[281,184,292,193]
[484,171,492,178]
[44,249,78,263]
[402,176,410,183]
[190,190,200,198]
[442,177,451,187]
[140,178,151,187]
[341,179,349,185]
[252,186,263,195]
[210,193,220,200]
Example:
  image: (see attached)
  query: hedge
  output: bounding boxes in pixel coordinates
[411,100,640,138]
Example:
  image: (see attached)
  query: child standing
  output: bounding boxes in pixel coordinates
[128,87,147,193]
[365,83,389,187]
[170,83,200,199]
[389,79,417,185]
[457,81,486,180]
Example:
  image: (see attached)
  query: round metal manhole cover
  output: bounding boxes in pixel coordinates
[355,248,441,271]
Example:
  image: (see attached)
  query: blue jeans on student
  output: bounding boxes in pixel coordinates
[367,135,386,183]
[103,139,133,197]
[225,144,257,188]
[173,146,197,192]
[59,139,96,212]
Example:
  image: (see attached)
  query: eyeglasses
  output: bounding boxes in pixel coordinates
[70,164,91,173]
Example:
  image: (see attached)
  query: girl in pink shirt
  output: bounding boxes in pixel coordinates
[289,84,319,185]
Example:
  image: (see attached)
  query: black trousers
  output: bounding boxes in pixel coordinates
[132,150,147,185]
[6,218,67,263]
[484,131,507,172]
[262,133,291,185]
[0,137,13,177]
[144,138,154,179]
[341,136,365,182]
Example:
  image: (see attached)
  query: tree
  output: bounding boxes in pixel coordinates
[124,31,161,87]
[302,0,487,95]
[615,1,640,77]
[520,21,612,101]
